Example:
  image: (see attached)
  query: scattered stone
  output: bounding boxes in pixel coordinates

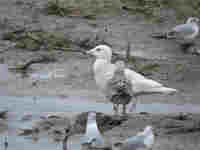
[0,110,8,119]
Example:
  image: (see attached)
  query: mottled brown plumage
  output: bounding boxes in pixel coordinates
[105,61,133,115]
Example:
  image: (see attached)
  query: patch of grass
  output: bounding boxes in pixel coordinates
[136,63,160,73]
[121,0,163,18]
[46,0,122,18]
[175,64,185,73]
[163,0,200,20]
[3,30,73,51]
[121,0,200,21]
[128,56,136,64]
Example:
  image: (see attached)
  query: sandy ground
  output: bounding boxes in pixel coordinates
[0,0,200,150]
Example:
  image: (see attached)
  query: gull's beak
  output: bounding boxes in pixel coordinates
[86,48,95,55]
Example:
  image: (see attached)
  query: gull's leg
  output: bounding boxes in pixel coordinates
[116,104,119,115]
[129,96,138,113]
[113,104,118,115]
[122,104,127,115]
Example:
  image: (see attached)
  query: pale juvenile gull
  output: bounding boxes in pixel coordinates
[81,112,109,150]
[87,45,178,114]
[112,126,154,150]
[105,60,133,115]
[152,17,199,45]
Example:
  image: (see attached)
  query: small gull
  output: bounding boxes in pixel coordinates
[81,112,109,150]
[87,45,178,114]
[105,60,133,115]
[152,17,199,46]
[112,126,154,150]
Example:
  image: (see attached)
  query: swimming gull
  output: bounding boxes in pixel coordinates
[87,45,178,114]
[112,126,154,150]
[81,112,109,150]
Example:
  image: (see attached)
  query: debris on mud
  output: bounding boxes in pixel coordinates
[0,110,8,119]
[18,114,71,142]
[18,112,128,140]
[9,55,56,73]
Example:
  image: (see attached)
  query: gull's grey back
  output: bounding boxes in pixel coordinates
[121,135,147,150]
[172,23,197,37]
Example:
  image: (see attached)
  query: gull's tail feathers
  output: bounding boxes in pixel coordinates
[148,86,178,95]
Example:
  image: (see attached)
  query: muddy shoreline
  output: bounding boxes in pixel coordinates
[0,0,200,150]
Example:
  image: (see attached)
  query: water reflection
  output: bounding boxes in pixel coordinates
[0,96,200,150]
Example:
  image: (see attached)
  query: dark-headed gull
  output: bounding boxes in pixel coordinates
[87,45,178,114]
[81,112,108,150]
[113,126,154,150]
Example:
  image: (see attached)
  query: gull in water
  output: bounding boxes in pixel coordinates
[81,112,110,150]
[112,126,154,150]
[87,45,178,114]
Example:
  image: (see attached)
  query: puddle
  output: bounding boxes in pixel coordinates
[1,96,200,150]
[0,64,15,81]
[30,72,51,81]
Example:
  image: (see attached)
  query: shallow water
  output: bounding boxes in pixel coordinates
[0,96,199,150]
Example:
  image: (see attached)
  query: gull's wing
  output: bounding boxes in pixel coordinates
[124,68,177,94]
[121,135,147,150]
[169,23,198,39]
[124,69,162,92]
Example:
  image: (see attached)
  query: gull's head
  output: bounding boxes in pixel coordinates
[88,111,97,121]
[86,45,112,61]
[115,60,125,70]
[186,17,199,24]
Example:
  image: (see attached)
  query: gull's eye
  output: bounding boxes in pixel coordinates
[96,48,101,52]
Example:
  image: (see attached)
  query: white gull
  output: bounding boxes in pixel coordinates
[87,45,178,114]
[112,126,154,150]
[81,112,108,150]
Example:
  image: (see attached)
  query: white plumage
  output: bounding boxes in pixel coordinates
[87,45,178,114]
[113,126,154,150]
[166,17,199,41]
[152,17,199,49]
[81,112,106,149]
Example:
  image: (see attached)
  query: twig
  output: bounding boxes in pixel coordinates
[53,46,86,54]
[125,31,131,62]
[9,56,56,72]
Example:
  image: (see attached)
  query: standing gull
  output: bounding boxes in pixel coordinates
[151,17,199,48]
[87,45,178,114]
[113,126,154,150]
[106,60,133,115]
[81,112,109,150]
